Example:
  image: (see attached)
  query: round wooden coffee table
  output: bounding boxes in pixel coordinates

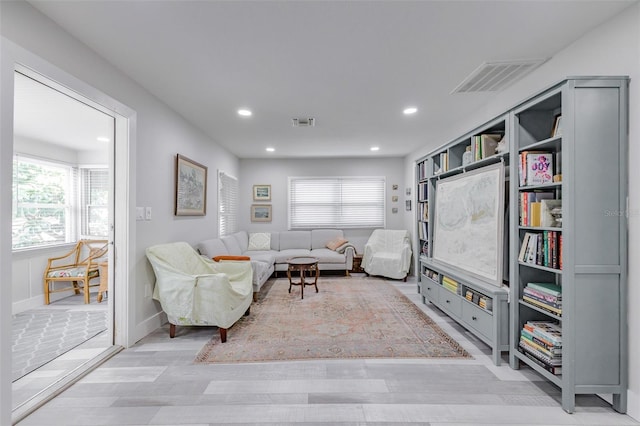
[286,256,319,299]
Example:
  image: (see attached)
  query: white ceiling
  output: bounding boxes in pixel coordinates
[25,0,637,159]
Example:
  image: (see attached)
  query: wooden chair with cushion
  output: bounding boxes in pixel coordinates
[43,239,109,304]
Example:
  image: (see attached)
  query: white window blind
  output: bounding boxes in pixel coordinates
[80,168,109,238]
[288,176,385,229]
[12,155,75,249]
[218,171,238,236]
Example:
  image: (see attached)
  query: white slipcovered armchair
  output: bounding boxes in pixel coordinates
[362,229,412,281]
[145,242,253,342]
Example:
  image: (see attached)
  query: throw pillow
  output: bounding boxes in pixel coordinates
[326,238,348,251]
[213,255,251,262]
[248,232,271,251]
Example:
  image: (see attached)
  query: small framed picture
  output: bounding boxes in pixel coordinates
[253,184,271,201]
[392,184,399,190]
[552,115,562,137]
[392,207,398,214]
[251,204,272,222]
[405,200,412,211]
[392,195,398,202]
[405,187,411,196]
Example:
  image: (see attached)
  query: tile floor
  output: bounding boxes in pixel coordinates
[16,276,639,425]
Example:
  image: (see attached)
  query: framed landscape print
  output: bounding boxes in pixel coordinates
[175,154,207,216]
[251,204,272,222]
[253,184,271,201]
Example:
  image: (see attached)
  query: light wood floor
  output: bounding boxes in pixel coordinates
[17,276,639,425]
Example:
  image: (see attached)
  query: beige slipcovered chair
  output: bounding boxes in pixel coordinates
[362,229,412,281]
[145,242,253,342]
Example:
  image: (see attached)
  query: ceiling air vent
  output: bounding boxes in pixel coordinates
[292,117,315,127]
[452,59,547,93]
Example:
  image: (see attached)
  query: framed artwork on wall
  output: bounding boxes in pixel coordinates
[253,184,271,201]
[251,204,272,222]
[175,154,207,216]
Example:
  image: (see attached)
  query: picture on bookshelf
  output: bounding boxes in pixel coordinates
[432,162,505,287]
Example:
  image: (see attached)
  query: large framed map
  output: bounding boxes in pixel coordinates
[432,162,505,287]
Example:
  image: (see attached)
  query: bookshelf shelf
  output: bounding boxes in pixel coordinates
[416,76,628,414]
[509,77,628,414]
[416,114,509,366]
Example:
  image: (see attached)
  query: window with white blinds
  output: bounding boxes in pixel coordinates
[218,171,238,236]
[80,167,109,238]
[288,176,385,229]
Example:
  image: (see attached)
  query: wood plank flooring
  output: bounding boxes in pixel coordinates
[17,276,639,425]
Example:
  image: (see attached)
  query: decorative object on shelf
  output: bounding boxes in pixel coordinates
[251,204,272,222]
[462,145,473,166]
[175,154,207,216]
[495,136,508,154]
[405,200,411,211]
[551,114,562,137]
[253,184,271,201]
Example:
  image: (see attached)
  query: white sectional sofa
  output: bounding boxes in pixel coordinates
[196,229,355,297]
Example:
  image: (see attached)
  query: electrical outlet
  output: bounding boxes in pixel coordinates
[145,207,152,220]
[136,207,144,221]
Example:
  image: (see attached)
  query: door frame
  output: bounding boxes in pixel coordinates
[0,37,136,425]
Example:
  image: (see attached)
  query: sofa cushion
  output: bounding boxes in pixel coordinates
[221,235,242,255]
[275,248,312,263]
[279,231,311,250]
[312,229,344,249]
[311,248,346,264]
[196,238,228,258]
[269,231,280,250]
[248,232,271,251]
[233,231,249,253]
[243,251,276,265]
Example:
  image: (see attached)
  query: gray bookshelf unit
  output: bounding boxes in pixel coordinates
[509,77,628,413]
[416,115,511,366]
[416,76,628,414]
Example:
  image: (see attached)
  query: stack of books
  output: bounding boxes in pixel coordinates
[441,275,459,295]
[518,321,562,375]
[423,267,439,282]
[522,282,562,316]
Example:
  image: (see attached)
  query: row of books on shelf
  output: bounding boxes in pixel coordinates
[418,182,429,201]
[520,192,562,227]
[518,321,562,375]
[519,151,560,186]
[441,275,460,295]
[464,288,493,312]
[422,267,439,282]
[419,202,429,222]
[418,221,428,241]
[417,161,429,181]
[434,152,449,174]
[470,133,502,162]
[518,231,562,269]
[522,282,562,316]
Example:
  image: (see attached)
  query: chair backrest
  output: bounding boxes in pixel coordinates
[146,242,213,275]
[77,239,108,265]
[368,229,410,251]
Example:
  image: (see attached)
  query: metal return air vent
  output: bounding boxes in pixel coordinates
[452,59,547,93]
[292,117,315,127]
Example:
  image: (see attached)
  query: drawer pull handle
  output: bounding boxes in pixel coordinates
[427,287,431,290]
[472,316,477,321]
[446,300,450,303]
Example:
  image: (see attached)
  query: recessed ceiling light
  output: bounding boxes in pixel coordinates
[370,146,380,151]
[237,109,252,117]
[96,137,110,142]
[403,107,418,115]
[266,147,275,152]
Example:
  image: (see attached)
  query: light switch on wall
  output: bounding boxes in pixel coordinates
[145,207,152,220]
[136,207,144,221]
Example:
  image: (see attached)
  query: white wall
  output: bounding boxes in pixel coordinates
[240,157,406,253]
[403,4,640,419]
[0,4,240,415]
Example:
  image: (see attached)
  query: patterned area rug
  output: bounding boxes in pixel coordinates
[195,277,471,363]
[12,309,107,381]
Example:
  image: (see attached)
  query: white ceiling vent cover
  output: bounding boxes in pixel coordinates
[452,59,547,93]
[292,117,315,127]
